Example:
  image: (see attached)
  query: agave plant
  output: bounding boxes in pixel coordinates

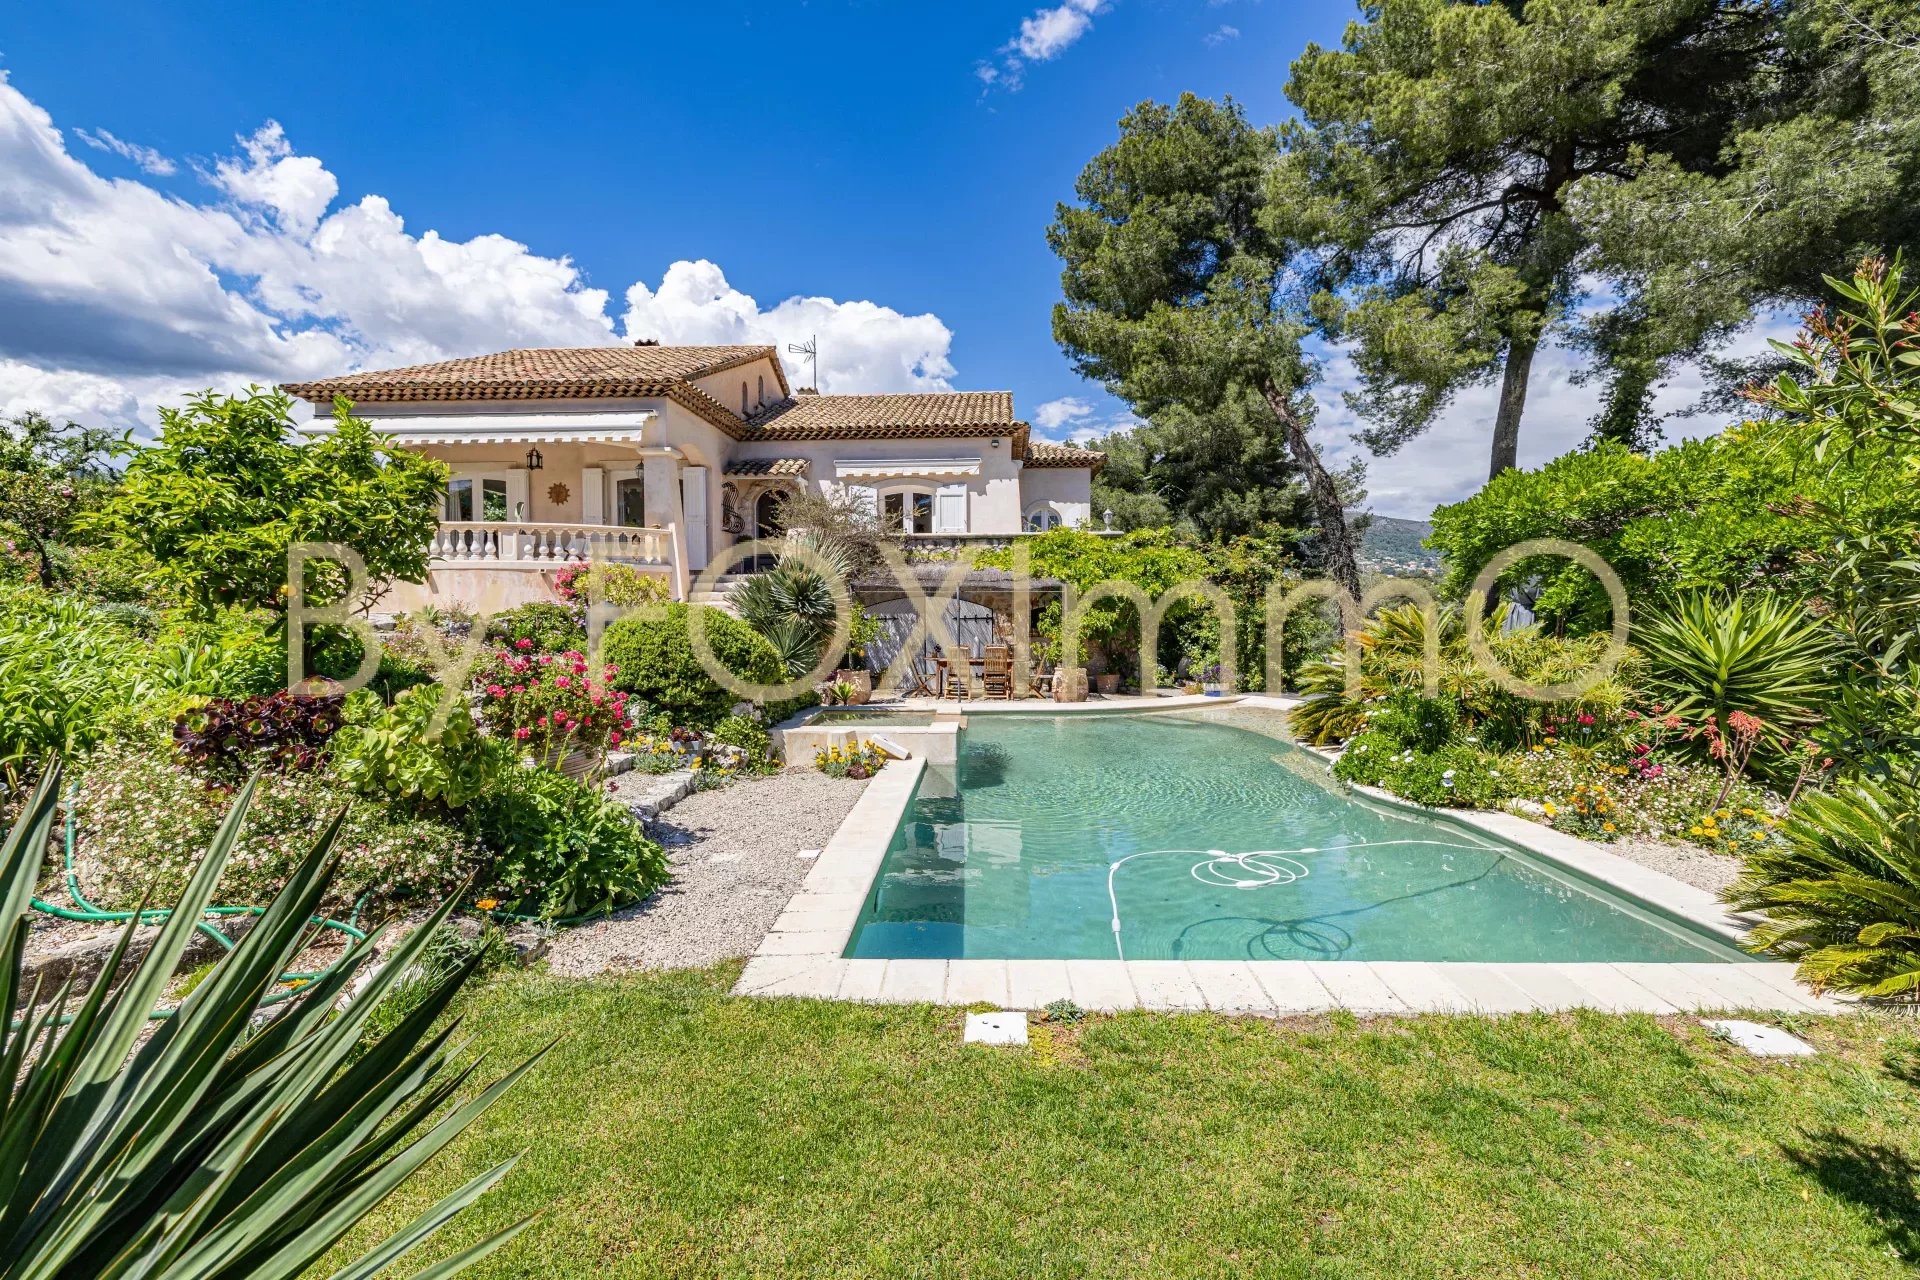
[1,764,546,1279]
[731,531,858,678]
[1637,590,1834,749]
[1727,778,1920,998]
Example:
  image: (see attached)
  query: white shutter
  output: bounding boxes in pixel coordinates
[934,483,967,533]
[680,466,709,571]
[581,466,605,524]
[845,484,878,518]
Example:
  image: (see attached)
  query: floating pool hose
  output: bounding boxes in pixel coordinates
[23,785,370,1023]
[1104,834,1504,962]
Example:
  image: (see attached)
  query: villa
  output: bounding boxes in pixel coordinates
[284,343,1104,613]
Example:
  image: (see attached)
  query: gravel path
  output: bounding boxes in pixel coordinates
[1604,836,1743,896]
[546,768,870,977]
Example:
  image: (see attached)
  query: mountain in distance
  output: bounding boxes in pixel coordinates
[1357,514,1440,575]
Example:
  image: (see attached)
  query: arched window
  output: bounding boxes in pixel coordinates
[740,381,749,416]
[757,374,765,406]
[1024,504,1062,532]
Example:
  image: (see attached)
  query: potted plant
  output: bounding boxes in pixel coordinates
[1053,666,1089,702]
[834,605,881,704]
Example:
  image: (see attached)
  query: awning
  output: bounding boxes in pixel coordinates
[298,410,655,447]
[834,457,980,480]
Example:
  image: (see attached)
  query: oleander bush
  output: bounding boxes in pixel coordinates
[603,603,784,727]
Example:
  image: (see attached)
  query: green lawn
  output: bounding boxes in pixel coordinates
[347,965,1920,1279]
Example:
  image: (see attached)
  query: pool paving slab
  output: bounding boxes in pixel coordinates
[732,697,1852,1017]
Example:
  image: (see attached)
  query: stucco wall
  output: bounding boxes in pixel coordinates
[725,434,1024,535]
[1017,466,1096,529]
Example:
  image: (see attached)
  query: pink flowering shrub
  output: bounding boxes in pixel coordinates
[476,647,632,766]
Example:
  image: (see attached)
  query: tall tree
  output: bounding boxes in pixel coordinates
[1270,0,1917,478]
[1083,386,1317,540]
[91,389,447,614]
[1050,94,1364,596]
[0,411,118,588]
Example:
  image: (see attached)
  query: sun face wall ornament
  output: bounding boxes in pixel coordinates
[546,482,570,506]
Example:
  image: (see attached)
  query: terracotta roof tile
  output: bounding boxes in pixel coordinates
[1024,440,1106,472]
[282,345,777,404]
[723,457,810,477]
[742,391,1015,441]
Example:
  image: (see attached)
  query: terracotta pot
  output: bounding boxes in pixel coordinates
[834,669,872,705]
[1094,672,1121,695]
[1052,666,1089,702]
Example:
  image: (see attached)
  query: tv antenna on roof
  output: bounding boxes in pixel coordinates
[787,335,818,391]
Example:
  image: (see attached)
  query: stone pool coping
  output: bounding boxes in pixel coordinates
[733,698,1848,1017]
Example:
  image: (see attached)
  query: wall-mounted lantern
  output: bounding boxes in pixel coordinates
[525,446,544,471]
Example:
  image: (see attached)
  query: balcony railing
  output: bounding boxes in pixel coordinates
[432,521,669,567]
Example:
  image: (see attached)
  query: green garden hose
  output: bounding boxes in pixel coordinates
[23,785,371,1022]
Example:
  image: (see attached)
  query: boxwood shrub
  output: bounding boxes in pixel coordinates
[602,603,782,727]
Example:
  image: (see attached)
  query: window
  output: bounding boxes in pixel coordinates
[615,477,646,527]
[1024,505,1062,532]
[757,374,765,406]
[883,488,935,534]
[447,477,508,521]
[741,381,749,416]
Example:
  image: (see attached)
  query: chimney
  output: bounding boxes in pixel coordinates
[632,337,660,347]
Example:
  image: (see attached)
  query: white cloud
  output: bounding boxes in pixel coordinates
[983,0,1107,92]
[620,260,955,394]
[1032,395,1093,430]
[72,127,175,176]
[1204,24,1240,46]
[0,72,961,434]
[1310,311,1801,520]
[208,121,338,236]
[1014,0,1104,60]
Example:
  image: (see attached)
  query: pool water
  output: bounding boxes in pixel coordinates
[844,711,1745,963]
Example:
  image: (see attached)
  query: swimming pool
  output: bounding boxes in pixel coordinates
[843,710,1746,964]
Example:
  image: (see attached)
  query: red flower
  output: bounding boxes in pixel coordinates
[514,727,531,740]
[610,731,623,746]
[555,676,571,689]
[515,638,533,650]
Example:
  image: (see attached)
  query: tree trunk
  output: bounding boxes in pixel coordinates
[1489,326,1539,479]
[1259,379,1361,602]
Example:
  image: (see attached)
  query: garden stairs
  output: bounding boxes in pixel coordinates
[686,574,752,616]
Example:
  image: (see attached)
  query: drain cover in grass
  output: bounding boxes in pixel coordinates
[1704,1019,1816,1057]
[964,1011,1028,1046]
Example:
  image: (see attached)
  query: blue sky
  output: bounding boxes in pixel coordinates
[0,2,1761,517]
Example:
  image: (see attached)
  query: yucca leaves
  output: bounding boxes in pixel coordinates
[1637,591,1834,748]
[1728,779,1920,998]
[1,763,545,1279]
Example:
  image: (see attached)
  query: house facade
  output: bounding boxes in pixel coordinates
[284,344,1104,614]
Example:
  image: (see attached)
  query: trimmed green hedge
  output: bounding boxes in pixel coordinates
[602,603,783,727]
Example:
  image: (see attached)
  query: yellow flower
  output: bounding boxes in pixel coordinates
[476,898,499,911]
[1542,801,1558,816]
[1715,809,1730,819]
[1602,822,1616,833]
[1610,765,1628,776]
[1688,826,1704,836]
[1727,841,1739,852]
[1740,807,1755,817]
[1531,744,1545,753]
